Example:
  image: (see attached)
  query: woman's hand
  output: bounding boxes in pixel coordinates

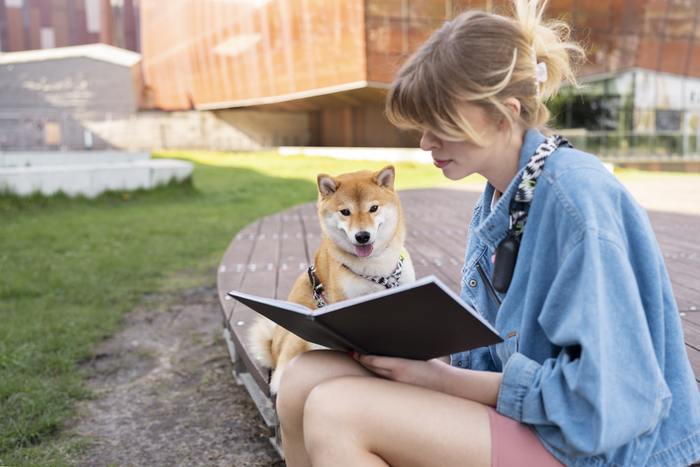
[350,351,502,407]
[350,352,450,393]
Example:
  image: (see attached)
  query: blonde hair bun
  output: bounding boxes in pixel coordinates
[386,0,585,144]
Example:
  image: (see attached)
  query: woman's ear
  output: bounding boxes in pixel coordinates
[499,98,522,131]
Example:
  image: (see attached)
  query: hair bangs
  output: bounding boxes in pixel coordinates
[387,57,482,144]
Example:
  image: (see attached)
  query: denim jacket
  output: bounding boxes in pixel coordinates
[451,130,700,467]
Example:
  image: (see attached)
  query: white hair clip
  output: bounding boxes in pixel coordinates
[531,45,547,100]
[536,62,548,83]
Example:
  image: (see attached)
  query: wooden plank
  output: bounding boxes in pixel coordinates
[227,304,270,395]
[683,320,700,351]
[648,216,700,252]
[405,212,471,259]
[669,278,700,301]
[686,344,700,383]
[401,190,479,296]
[399,187,481,209]
[298,202,320,235]
[277,207,310,301]
[647,210,700,225]
[235,215,281,299]
[665,259,700,284]
[217,221,261,321]
[655,230,700,247]
[677,298,698,314]
[682,312,700,331]
[227,215,283,396]
[299,202,323,264]
[217,187,700,401]
[652,220,700,237]
[404,234,462,292]
[657,241,700,262]
[681,319,700,383]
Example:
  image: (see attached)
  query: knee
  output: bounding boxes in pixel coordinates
[276,352,313,423]
[276,350,338,424]
[303,377,358,451]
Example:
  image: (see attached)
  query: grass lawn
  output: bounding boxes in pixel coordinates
[3,149,696,465]
[0,152,476,466]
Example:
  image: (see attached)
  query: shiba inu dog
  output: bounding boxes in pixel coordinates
[249,165,416,395]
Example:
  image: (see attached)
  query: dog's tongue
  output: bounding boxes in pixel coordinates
[355,243,373,257]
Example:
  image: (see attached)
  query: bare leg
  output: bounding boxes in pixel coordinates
[276,350,377,467]
[303,376,491,467]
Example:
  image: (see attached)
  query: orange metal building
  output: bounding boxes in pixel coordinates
[0,0,140,53]
[139,0,700,147]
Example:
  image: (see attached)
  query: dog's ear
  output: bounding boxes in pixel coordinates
[317,173,339,198]
[373,165,395,190]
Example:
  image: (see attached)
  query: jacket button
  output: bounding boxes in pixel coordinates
[469,279,477,287]
[457,361,463,367]
[489,225,494,231]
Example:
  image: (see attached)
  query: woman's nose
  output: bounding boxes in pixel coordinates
[420,130,441,151]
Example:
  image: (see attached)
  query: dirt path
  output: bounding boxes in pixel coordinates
[69,276,284,467]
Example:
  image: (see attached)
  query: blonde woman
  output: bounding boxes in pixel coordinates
[275,1,700,466]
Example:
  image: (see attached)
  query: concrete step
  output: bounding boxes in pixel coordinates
[0,150,151,167]
[0,158,194,197]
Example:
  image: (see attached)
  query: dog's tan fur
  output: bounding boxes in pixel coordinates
[249,165,415,394]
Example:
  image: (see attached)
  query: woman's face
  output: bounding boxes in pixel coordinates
[420,102,521,187]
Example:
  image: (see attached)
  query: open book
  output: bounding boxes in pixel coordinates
[228,275,502,360]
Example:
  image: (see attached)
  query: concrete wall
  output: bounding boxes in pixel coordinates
[0,57,137,117]
[82,109,310,152]
[278,146,432,164]
[0,56,138,151]
[309,103,421,148]
[0,50,396,151]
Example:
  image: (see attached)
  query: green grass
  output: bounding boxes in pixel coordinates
[157,150,487,190]
[0,151,473,466]
[5,149,694,465]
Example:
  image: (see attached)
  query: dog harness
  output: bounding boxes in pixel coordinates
[307,265,328,308]
[307,248,407,308]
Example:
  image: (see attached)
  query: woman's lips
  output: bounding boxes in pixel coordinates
[433,158,451,169]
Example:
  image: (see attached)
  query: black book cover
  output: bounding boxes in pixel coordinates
[228,275,503,360]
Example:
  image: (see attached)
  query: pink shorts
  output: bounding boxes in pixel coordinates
[487,406,565,467]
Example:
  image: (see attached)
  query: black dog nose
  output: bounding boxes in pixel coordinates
[355,231,370,244]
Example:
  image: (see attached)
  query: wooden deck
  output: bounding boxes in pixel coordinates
[217,187,700,399]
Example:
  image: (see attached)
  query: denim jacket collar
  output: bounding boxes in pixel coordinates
[473,129,547,251]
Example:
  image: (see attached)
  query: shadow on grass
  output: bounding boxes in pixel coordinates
[0,164,317,465]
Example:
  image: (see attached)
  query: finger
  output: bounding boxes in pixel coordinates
[357,363,393,379]
[351,351,383,372]
[349,353,391,376]
[359,354,402,370]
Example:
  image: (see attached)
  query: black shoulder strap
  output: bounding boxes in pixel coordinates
[492,135,571,294]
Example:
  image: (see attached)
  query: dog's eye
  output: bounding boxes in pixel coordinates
[340,209,350,216]
[369,205,379,213]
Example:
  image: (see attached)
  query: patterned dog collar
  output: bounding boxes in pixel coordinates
[342,248,406,289]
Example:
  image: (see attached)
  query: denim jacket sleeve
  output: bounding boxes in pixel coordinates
[497,229,673,456]
[451,347,499,371]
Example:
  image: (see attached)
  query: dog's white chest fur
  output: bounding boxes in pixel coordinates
[339,271,387,299]
[338,256,416,300]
